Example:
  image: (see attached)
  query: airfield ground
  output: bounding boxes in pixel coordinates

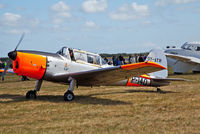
[0,74,200,134]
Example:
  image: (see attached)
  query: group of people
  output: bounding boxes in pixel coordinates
[103,54,147,66]
[112,55,126,65]
[128,54,147,64]
[0,61,6,69]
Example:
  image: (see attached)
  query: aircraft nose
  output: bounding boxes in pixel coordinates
[8,51,17,60]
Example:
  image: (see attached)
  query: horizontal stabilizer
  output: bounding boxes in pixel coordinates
[151,77,188,82]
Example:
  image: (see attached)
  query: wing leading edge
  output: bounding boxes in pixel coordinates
[53,61,166,86]
[165,53,200,65]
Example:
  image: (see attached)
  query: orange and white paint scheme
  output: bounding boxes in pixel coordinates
[7,43,170,101]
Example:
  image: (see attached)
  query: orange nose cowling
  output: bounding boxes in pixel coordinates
[13,52,46,80]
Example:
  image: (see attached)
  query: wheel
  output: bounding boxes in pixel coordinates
[157,88,162,92]
[64,91,74,101]
[26,90,36,99]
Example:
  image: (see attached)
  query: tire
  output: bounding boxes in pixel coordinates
[64,91,74,101]
[157,88,162,92]
[26,90,36,99]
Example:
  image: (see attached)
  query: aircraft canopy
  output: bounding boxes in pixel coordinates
[57,47,107,65]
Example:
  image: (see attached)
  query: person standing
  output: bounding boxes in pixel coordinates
[116,58,121,66]
[112,56,116,66]
[138,54,144,62]
[128,55,133,64]
[118,54,124,65]
[135,54,138,63]
[104,57,108,63]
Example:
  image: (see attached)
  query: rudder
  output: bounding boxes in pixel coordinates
[145,48,168,78]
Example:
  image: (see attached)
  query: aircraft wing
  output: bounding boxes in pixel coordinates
[165,53,200,65]
[53,61,166,86]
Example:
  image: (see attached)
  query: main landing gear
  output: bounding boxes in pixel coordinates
[26,79,43,99]
[25,77,77,101]
[26,90,36,99]
[156,88,162,93]
[64,77,76,101]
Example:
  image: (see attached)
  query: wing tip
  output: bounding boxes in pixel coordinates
[146,61,167,70]
[121,61,166,70]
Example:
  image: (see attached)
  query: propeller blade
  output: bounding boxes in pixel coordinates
[14,33,25,51]
[1,60,12,81]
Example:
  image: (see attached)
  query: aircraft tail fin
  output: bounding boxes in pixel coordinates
[145,48,168,78]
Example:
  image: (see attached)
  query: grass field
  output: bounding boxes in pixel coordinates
[0,74,200,134]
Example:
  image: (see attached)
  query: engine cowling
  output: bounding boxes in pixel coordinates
[12,51,47,80]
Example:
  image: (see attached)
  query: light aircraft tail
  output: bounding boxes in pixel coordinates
[145,48,168,78]
[111,48,186,87]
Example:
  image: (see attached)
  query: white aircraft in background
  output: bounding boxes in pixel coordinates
[165,42,200,74]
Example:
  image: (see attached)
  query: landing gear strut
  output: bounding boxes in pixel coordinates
[26,79,43,99]
[64,77,76,101]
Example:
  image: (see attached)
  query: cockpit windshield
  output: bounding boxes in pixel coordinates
[56,47,67,55]
[56,47,70,59]
[181,42,200,51]
[181,44,189,50]
[181,44,194,50]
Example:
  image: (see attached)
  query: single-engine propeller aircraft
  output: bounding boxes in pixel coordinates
[165,42,200,74]
[3,34,167,101]
[2,48,185,92]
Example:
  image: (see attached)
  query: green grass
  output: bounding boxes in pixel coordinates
[0,74,200,134]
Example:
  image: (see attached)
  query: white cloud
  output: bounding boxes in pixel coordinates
[82,0,107,13]
[5,29,30,34]
[110,2,149,21]
[0,12,40,34]
[0,12,40,27]
[0,12,21,26]
[50,1,71,24]
[155,0,198,6]
[30,18,40,27]
[155,0,166,6]
[85,21,98,28]
[52,18,64,24]
[0,4,5,9]
[132,3,149,16]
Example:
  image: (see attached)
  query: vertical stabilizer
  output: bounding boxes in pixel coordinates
[145,48,168,78]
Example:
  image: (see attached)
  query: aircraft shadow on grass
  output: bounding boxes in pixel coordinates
[0,89,178,104]
[0,94,130,105]
[88,89,178,97]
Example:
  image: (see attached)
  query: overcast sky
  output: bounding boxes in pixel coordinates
[0,0,200,57]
